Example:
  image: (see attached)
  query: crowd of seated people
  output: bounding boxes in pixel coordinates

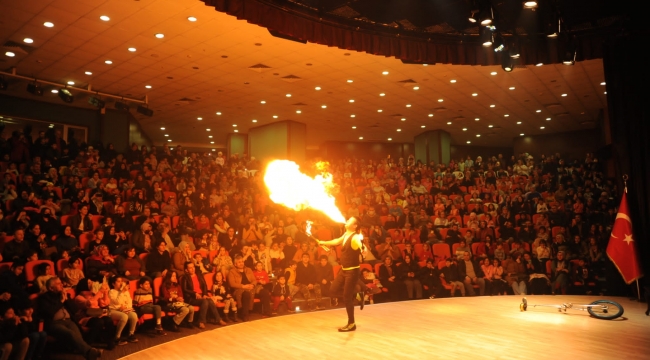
[0,125,616,359]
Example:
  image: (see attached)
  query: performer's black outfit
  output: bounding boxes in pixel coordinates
[329,232,362,331]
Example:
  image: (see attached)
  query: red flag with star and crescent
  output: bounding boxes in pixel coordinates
[607,192,643,284]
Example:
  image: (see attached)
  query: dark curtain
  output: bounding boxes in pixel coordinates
[603,31,650,291]
[202,0,604,66]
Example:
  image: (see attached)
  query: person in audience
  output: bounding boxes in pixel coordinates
[172,241,193,273]
[37,277,103,360]
[295,253,324,310]
[378,237,401,261]
[34,263,54,293]
[159,271,194,331]
[228,255,272,321]
[398,254,423,299]
[211,271,239,322]
[180,262,226,328]
[271,275,295,315]
[116,246,146,280]
[74,278,118,348]
[504,253,527,295]
[551,251,570,295]
[378,256,401,301]
[440,259,464,297]
[107,275,139,344]
[146,240,171,278]
[0,304,30,360]
[133,277,166,335]
[458,251,485,296]
[2,229,30,262]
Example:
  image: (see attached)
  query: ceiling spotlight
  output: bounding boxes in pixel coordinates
[252,119,258,122]
[509,43,521,59]
[447,122,452,125]
[382,71,389,75]
[493,33,505,52]
[50,89,58,93]
[520,133,525,136]
[563,45,576,65]
[388,138,392,141]
[352,126,357,129]
[413,86,419,90]
[428,114,434,117]
[347,79,353,83]
[260,101,266,104]
[100,15,110,21]
[88,96,105,108]
[5,52,15,57]
[233,124,237,127]
[561,93,567,97]
[208,135,213,138]
[488,125,493,128]
[406,104,412,107]
[273,115,278,118]
[43,22,54,27]
[481,29,493,47]
[26,83,43,96]
[536,110,542,113]
[296,110,301,114]
[462,128,467,131]
[600,82,606,86]
[128,47,136,52]
[84,71,92,75]
[350,114,355,118]
[450,79,457,83]
[467,141,471,144]
[67,81,75,85]
[145,85,152,89]
[490,72,497,76]
[437,99,443,103]
[517,121,522,124]
[315,86,321,90]
[358,137,363,140]
[421,125,426,128]
[286,94,291,97]
[479,7,493,25]
[540,126,545,129]
[472,93,478,96]
[475,118,480,121]
[137,105,154,117]
[155,33,164,39]
[187,16,197,22]
[523,1,538,9]
[501,55,514,72]
[160,127,165,130]
[476,134,481,137]
[197,117,203,120]
[321,105,327,108]
[377,109,383,112]
[509,86,515,90]
[23,38,33,44]
[216,112,222,115]
[397,129,402,132]
[504,114,510,117]
[164,134,169,137]
[379,93,385,97]
[105,60,113,64]
[546,15,561,38]
[490,105,496,108]
[58,88,74,103]
[349,99,354,103]
[536,63,543,66]
[401,118,406,121]
[546,118,551,121]
[168,139,173,142]
[468,10,479,23]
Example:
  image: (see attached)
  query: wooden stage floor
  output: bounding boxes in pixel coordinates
[122,296,650,360]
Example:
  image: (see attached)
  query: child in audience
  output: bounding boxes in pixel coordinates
[62,256,85,288]
[192,253,212,274]
[34,263,53,293]
[133,277,165,335]
[253,261,271,292]
[440,259,465,297]
[0,305,30,360]
[494,244,506,262]
[271,275,295,315]
[211,272,238,322]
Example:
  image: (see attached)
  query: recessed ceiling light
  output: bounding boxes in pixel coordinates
[509,87,515,90]
[450,79,457,83]
[286,94,291,97]
[546,118,551,121]
[472,93,478,96]
[160,127,165,130]
[388,138,392,141]
[536,63,543,66]
[379,93,385,97]
[350,114,355,118]
[396,129,402,132]
[155,33,164,39]
[382,71,389,75]
[476,134,481,137]
[352,126,357,129]
[164,134,169,137]
[536,109,542,112]
[475,118,480,121]
[216,112,222,116]
[197,117,203,120]
[561,94,567,97]
[252,120,257,123]
[100,15,110,21]
[488,125,493,128]
[437,99,443,102]
[5,51,16,57]
[604,91,607,94]
[504,114,509,117]
[23,38,33,44]
[145,85,152,89]
[349,99,354,103]
[51,89,58,93]
[321,105,327,108]
[187,16,197,22]
[315,86,321,90]
[67,81,74,85]
[466,141,471,144]
[517,121,522,124]
[406,104,411,107]
[128,47,136,52]
[447,122,452,125]
[413,86,419,90]
[206,128,211,131]
[462,128,467,131]
[600,82,606,86]
[421,125,426,128]
[208,135,213,138]
[358,136,363,140]
[347,79,353,83]
[167,139,173,142]
[428,114,434,117]
[540,126,545,129]
[296,110,301,114]
[232,124,237,127]
[84,71,92,75]
[105,60,112,64]
[44,22,54,27]
[520,133,525,136]
[490,71,497,75]
[490,104,496,108]
[260,101,266,104]
[401,118,406,121]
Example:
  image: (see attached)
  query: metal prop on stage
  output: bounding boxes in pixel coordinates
[519,297,624,320]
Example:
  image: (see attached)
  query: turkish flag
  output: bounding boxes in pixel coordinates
[607,192,643,284]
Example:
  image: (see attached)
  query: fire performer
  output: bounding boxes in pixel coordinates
[315,216,367,332]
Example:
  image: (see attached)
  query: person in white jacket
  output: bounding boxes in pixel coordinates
[108,276,139,345]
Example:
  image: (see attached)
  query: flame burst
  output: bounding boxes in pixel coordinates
[264,160,345,223]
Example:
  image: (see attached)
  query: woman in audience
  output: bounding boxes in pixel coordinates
[398,254,422,300]
[107,276,139,344]
[74,278,119,348]
[86,245,117,280]
[116,246,146,280]
[172,241,193,273]
[159,271,194,331]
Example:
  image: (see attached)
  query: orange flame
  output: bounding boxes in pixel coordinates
[264,160,345,223]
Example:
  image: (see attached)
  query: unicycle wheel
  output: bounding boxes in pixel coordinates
[587,300,624,320]
[520,297,528,311]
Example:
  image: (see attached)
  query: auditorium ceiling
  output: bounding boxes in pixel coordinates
[0,0,608,149]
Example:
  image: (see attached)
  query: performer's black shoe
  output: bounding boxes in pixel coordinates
[358,292,365,310]
[338,323,356,332]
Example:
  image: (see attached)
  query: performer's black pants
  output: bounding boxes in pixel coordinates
[330,267,360,325]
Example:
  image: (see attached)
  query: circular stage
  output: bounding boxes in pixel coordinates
[122,295,649,359]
